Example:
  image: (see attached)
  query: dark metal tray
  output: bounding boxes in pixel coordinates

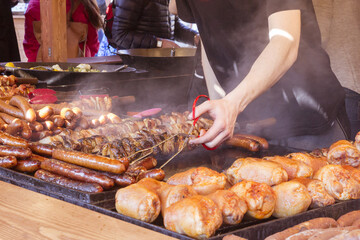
[1,62,146,89]
[1,145,358,239]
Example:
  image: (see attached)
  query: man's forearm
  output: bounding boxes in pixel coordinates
[225,10,301,114]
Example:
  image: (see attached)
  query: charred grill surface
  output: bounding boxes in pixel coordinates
[39,112,213,161]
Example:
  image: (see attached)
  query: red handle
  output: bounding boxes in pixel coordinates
[192,95,218,151]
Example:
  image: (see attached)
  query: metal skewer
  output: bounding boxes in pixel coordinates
[159,125,194,169]
[128,133,181,166]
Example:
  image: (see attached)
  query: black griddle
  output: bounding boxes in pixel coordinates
[0,145,359,240]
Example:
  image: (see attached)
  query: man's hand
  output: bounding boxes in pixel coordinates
[188,98,239,148]
[161,39,180,48]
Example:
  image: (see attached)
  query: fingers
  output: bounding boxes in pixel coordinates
[189,117,233,147]
[188,98,237,148]
[188,101,211,120]
[204,130,230,148]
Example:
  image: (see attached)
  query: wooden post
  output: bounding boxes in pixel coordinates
[40,0,67,62]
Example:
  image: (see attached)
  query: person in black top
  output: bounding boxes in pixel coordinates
[170,0,350,150]
[112,0,198,49]
[0,0,21,62]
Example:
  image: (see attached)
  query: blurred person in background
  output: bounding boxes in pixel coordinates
[111,0,198,49]
[0,0,21,62]
[24,0,102,62]
[170,0,350,151]
[313,0,360,139]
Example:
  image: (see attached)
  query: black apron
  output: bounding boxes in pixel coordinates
[178,0,348,139]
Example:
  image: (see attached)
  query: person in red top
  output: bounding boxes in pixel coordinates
[24,0,102,62]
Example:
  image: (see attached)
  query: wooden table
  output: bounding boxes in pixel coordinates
[0,181,175,240]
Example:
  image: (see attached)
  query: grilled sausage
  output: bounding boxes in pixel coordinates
[117,157,129,169]
[0,156,17,168]
[0,145,32,159]
[233,134,269,150]
[52,149,126,174]
[29,143,54,156]
[126,166,147,177]
[128,157,157,171]
[60,108,75,120]
[53,127,64,135]
[71,107,82,119]
[41,159,115,189]
[0,131,29,148]
[5,118,23,136]
[0,116,7,130]
[0,113,31,139]
[114,174,136,186]
[20,121,32,139]
[14,159,40,172]
[50,115,65,127]
[98,115,108,125]
[89,118,100,128]
[9,96,36,122]
[0,99,24,119]
[31,103,69,114]
[41,120,55,131]
[107,113,121,123]
[34,169,103,193]
[64,119,77,129]
[30,153,49,162]
[97,170,136,187]
[29,121,44,132]
[0,112,20,125]
[78,117,89,129]
[264,217,339,240]
[137,169,165,181]
[36,106,54,121]
[30,130,53,141]
[226,135,260,152]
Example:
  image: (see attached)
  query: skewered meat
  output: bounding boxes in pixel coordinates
[327,140,360,167]
[263,155,313,179]
[272,181,312,218]
[226,157,288,186]
[167,167,228,195]
[313,164,360,200]
[206,190,248,225]
[39,112,213,161]
[159,184,198,216]
[287,152,328,174]
[163,195,223,239]
[291,178,335,208]
[230,180,276,219]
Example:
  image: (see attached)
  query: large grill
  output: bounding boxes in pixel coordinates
[0,144,358,239]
